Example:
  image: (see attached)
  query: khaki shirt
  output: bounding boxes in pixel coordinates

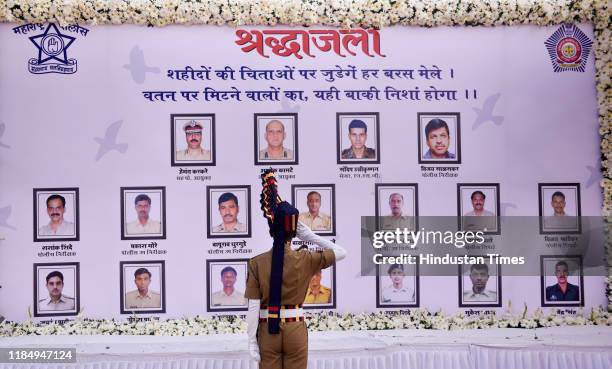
[126,220,161,235]
[304,285,332,304]
[381,216,415,231]
[298,212,331,231]
[245,244,335,306]
[211,289,246,306]
[176,148,211,161]
[38,295,75,311]
[259,147,294,160]
[212,222,247,233]
[39,221,75,236]
[125,290,161,309]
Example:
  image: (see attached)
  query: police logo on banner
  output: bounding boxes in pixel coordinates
[12,23,90,75]
[544,24,592,73]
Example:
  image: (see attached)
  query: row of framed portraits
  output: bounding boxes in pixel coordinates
[33,255,585,318]
[170,112,464,166]
[33,182,582,242]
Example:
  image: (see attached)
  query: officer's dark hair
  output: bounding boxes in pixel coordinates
[470,191,486,200]
[134,268,151,278]
[470,263,489,274]
[306,191,321,199]
[220,266,237,277]
[348,119,367,132]
[424,118,450,137]
[134,194,151,205]
[387,264,404,274]
[555,260,569,270]
[45,271,64,283]
[218,192,238,206]
[551,191,565,201]
[46,194,66,207]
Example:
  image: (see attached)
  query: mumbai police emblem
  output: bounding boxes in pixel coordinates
[544,24,592,72]
[26,23,79,74]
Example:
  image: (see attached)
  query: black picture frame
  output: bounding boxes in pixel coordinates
[33,262,80,317]
[376,262,420,308]
[291,184,336,236]
[374,183,419,231]
[253,113,299,166]
[120,260,167,314]
[417,112,461,164]
[540,255,584,307]
[458,257,502,308]
[206,185,252,239]
[303,264,337,310]
[538,183,582,234]
[206,258,250,312]
[457,183,501,235]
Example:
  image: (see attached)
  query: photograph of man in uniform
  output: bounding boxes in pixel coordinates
[259,119,294,161]
[337,113,380,164]
[126,194,161,235]
[125,267,162,309]
[303,270,332,304]
[213,192,247,233]
[38,270,75,312]
[39,194,75,237]
[380,264,415,304]
[171,114,215,166]
[381,193,415,230]
[545,260,580,302]
[461,263,499,304]
[458,185,500,234]
[176,120,211,161]
[34,189,79,242]
[418,113,461,164]
[208,187,251,238]
[539,184,581,234]
[542,191,580,232]
[254,113,298,165]
[211,266,247,307]
[298,191,331,232]
[34,262,79,317]
[341,119,376,160]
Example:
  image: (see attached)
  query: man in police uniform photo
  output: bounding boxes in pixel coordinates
[381,193,415,230]
[244,170,347,369]
[125,194,162,235]
[38,270,75,312]
[380,264,415,303]
[462,190,496,231]
[213,192,247,233]
[462,263,498,303]
[124,267,162,309]
[38,194,75,237]
[175,120,211,161]
[298,191,331,231]
[545,260,580,302]
[303,270,332,304]
[259,119,294,161]
[211,266,247,306]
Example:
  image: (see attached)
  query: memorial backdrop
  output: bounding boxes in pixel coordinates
[0,22,605,321]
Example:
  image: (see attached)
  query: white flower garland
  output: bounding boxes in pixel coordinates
[1,305,610,336]
[0,0,609,310]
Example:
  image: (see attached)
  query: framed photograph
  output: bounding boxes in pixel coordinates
[457,183,500,234]
[540,255,584,307]
[207,186,251,238]
[120,187,166,240]
[120,260,166,314]
[417,112,461,164]
[33,188,79,242]
[375,183,419,231]
[33,262,80,317]
[206,259,249,312]
[291,184,336,236]
[303,265,336,310]
[254,113,298,165]
[376,263,419,308]
[458,258,501,308]
[336,112,380,164]
[170,114,216,166]
[538,183,581,234]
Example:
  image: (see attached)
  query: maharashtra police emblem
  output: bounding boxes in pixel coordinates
[28,23,77,74]
[544,24,592,72]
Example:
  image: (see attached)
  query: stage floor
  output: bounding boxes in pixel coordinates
[1,326,611,369]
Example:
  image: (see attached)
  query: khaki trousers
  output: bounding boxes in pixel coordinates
[258,321,308,369]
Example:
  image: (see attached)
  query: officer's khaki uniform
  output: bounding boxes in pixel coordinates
[245,243,335,369]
